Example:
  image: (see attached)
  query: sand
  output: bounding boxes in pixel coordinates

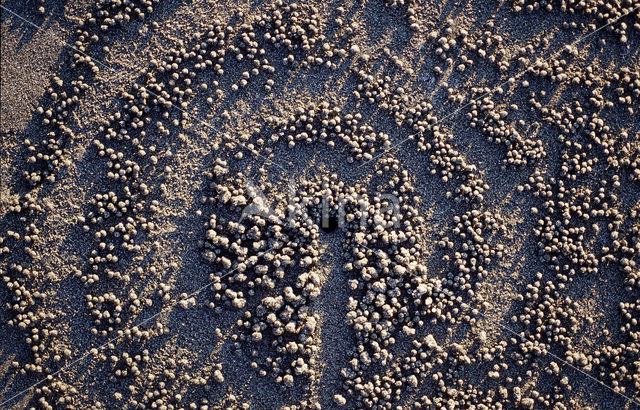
[1,0,639,408]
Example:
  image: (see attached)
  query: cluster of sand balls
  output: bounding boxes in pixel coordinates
[200,167,330,389]
[424,19,515,75]
[197,161,444,405]
[3,0,640,408]
[515,167,640,396]
[24,76,85,185]
[3,264,66,372]
[259,100,392,162]
[512,0,640,43]
[1,1,170,407]
[335,164,510,407]
[383,0,421,31]
[75,141,158,351]
[23,0,160,186]
[606,65,640,115]
[508,47,640,400]
[353,69,489,202]
[468,91,546,166]
[247,2,323,66]
[3,1,343,405]
[76,0,159,45]
[145,20,231,115]
[197,159,512,406]
[428,20,475,74]
[527,53,573,83]
[339,8,639,408]
[520,155,640,398]
[466,23,512,73]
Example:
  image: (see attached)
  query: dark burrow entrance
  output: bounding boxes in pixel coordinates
[320,215,339,233]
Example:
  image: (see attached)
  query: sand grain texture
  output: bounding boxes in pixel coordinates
[1,0,640,408]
